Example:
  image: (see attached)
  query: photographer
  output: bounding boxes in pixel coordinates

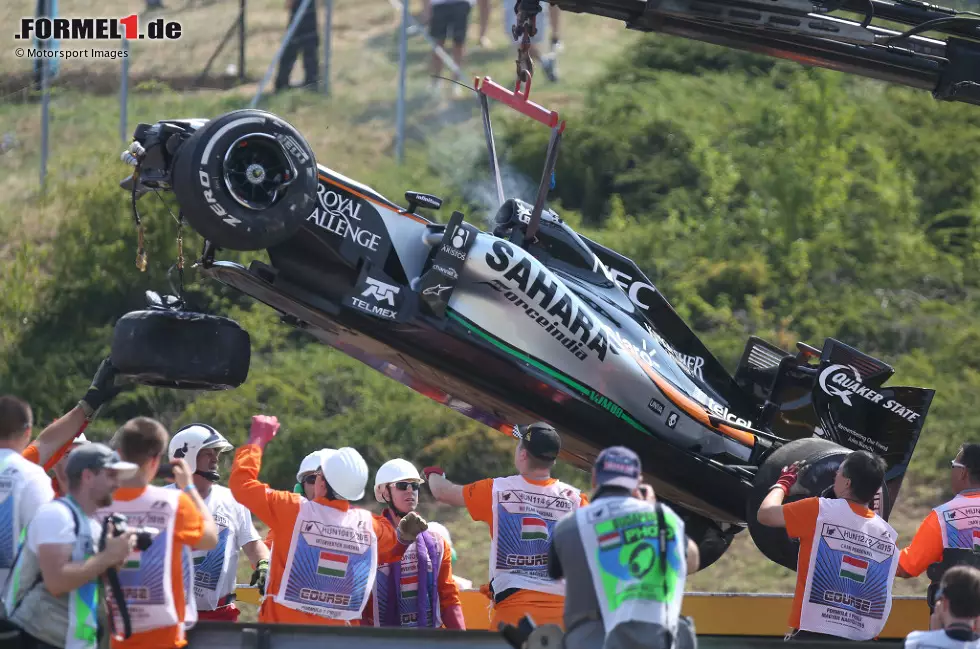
[547,446,699,649]
[2,443,139,649]
[99,417,218,649]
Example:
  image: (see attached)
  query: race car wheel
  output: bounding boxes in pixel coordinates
[171,109,317,251]
[111,310,251,390]
[746,437,851,570]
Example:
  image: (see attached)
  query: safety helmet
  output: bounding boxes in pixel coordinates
[373,458,424,503]
[323,447,368,501]
[427,521,458,562]
[169,423,233,481]
[296,449,335,483]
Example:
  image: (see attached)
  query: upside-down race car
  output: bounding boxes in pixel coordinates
[114,77,934,571]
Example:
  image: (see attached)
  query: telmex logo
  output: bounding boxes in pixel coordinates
[361,278,400,306]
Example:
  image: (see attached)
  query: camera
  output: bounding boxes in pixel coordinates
[104,513,159,552]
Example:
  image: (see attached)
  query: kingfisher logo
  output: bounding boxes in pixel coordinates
[818,364,921,423]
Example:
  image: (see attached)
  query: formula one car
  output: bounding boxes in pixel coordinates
[115,78,934,570]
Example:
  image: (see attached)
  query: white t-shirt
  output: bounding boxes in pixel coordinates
[27,499,101,554]
[166,484,260,606]
[0,449,55,584]
[906,628,980,648]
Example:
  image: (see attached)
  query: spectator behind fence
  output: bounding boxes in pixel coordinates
[275,0,320,92]
[423,0,475,98]
[905,565,980,648]
[501,0,558,81]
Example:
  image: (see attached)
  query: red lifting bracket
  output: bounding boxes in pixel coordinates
[474,75,566,133]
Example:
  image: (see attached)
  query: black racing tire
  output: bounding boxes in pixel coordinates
[747,437,850,570]
[111,310,251,390]
[171,109,317,251]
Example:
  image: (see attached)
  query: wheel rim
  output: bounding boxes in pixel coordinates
[222,133,297,210]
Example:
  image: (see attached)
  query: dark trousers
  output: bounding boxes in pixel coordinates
[275,30,319,90]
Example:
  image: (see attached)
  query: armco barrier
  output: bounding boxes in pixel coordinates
[234,587,929,640]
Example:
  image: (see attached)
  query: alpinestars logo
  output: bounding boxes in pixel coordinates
[361,278,399,306]
[818,364,921,423]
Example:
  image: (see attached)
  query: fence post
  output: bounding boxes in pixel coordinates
[395,0,408,163]
[322,0,332,96]
[120,38,130,145]
[39,53,50,193]
[239,0,246,83]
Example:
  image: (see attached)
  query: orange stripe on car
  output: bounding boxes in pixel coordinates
[623,346,756,448]
[318,175,429,224]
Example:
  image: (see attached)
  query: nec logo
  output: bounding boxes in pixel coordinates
[361,278,400,306]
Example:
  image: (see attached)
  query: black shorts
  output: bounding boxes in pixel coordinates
[430,1,471,46]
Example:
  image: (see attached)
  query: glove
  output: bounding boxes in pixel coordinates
[771,462,802,495]
[250,559,269,595]
[248,415,280,447]
[422,466,445,481]
[397,511,429,544]
[79,358,123,420]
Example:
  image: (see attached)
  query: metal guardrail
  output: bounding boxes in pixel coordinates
[233,587,931,640]
[187,622,908,648]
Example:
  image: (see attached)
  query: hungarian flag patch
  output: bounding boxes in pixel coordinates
[317,551,349,578]
[598,531,621,550]
[521,517,548,541]
[839,555,869,583]
[401,575,418,598]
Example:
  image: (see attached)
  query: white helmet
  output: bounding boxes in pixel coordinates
[426,521,452,548]
[374,458,423,503]
[170,424,233,480]
[323,447,368,501]
[71,432,89,446]
[296,448,335,483]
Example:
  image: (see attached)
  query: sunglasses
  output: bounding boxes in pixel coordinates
[302,474,319,485]
[394,481,420,492]
[951,460,968,470]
